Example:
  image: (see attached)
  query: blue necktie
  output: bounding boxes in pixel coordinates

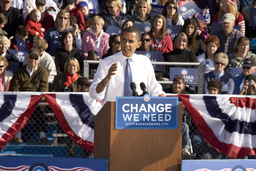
[124,58,133,96]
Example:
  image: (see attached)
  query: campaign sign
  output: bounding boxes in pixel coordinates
[211,22,241,34]
[169,68,198,83]
[89,9,96,14]
[197,53,205,63]
[8,49,28,63]
[231,67,242,78]
[167,25,182,40]
[115,96,178,129]
[134,22,151,34]
[106,25,121,35]
[135,51,163,71]
[249,8,256,26]
[0,156,108,171]
[182,159,256,171]
[178,1,201,20]
[150,4,164,16]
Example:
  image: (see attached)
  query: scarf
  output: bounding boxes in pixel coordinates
[64,72,79,87]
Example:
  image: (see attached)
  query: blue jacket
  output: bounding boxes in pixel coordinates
[233,73,246,94]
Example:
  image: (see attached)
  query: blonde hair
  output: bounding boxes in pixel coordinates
[135,0,152,15]
[106,0,122,12]
[64,58,80,73]
[174,32,188,50]
[218,2,239,19]
[33,39,48,51]
[0,55,8,68]
[0,36,10,48]
[90,15,105,26]
[213,52,229,66]
[55,10,70,29]
[30,9,41,19]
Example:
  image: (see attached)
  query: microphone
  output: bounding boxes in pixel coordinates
[130,82,138,96]
[140,82,149,96]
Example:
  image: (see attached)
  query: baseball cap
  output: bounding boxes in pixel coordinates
[29,49,41,57]
[61,0,75,9]
[77,1,88,7]
[243,58,256,68]
[222,13,235,23]
[36,0,46,5]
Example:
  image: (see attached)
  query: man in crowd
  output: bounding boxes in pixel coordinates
[89,26,164,104]
[212,13,243,55]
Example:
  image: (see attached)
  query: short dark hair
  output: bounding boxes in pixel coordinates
[121,26,141,42]
[61,30,76,47]
[141,32,150,38]
[87,50,98,60]
[109,35,120,48]
[16,25,28,37]
[121,19,134,30]
[207,79,222,94]
[0,13,7,25]
[77,77,91,87]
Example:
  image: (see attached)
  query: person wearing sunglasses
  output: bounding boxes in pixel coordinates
[137,33,154,52]
[162,0,184,28]
[130,0,153,25]
[102,35,121,59]
[203,52,234,94]
[233,58,256,94]
[239,74,256,95]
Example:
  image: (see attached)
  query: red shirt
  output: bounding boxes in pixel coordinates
[25,19,44,38]
[70,7,85,32]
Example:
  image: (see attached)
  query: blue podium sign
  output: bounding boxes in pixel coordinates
[134,22,151,33]
[167,25,182,40]
[135,51,163,71]
[249,8,256,26]
[115,96,178,129]
[178,1,201,20]
[169,67,198,83]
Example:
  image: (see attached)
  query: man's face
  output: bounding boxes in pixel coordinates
[0,0,11,12]
[222,21,235,34]
[140,34,151,50]
[121,31,141,57]
[208,87,219,94]
[242,66,255,77]
[79,6,89,16]
[27,54,40,69]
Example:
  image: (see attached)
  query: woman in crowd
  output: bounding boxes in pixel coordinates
[121,19,134,31]
[102,35,121,59]
[55,30,83,74]
[204,35,220,74]
[44,10,71,56]
[164,32,197,79]
[102,0,127,31]
[130,0,153,25]
[213,0,245,36]
[82,15,110,60]
[229,37,256,68]
[162,0,184,27]
[181,18,206,56]
[203,52,234,94]
[51,58,81,92]
[0,56,12,91]
[149,14,173,58]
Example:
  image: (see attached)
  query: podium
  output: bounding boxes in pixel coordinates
[94,102,182,171]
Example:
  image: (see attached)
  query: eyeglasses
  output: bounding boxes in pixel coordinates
[215,62,225,66]
[141,39,150,42]
[139,6,147,8]
[58,16,68,20]
[113,40,120,45]
[0,65,4,68]
[243,66,251,69]
[107,6,114,9]
[29,56,39,60]
[168,6,176,9]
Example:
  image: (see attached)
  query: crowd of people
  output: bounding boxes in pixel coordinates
[1,0,256,159]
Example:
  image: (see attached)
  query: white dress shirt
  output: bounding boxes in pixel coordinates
[89,51,165,104]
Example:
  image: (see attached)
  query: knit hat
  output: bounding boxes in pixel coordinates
[77,1,88,7]
[195,9,211,24]
[227,0,237,5]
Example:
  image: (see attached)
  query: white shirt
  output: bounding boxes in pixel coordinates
[166,16,184,27]
[26,65,38,77]
[89,51,165,104]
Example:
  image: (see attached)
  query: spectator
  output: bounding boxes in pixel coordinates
[130,0,153,25]
[204,52,234,94]
[207,79,223,94]
[25,0,55,32]
[82,0,100,15]
[137,32,155,51]
[44,9,71,56]
[165,32,197,71]
[162,0,184,27]
[82,15,110,60]
[87,50,98,79]
[12,49,49,144]
[77,1,95,32]
[233,58,256,94]
[149,14,173,58]
[229,37,256,68]
[23,39,57,83]
[10,26,29,52]
[0,55,12,91]
[213,0,245,36]
[204,35,220,74]
[121,19,134,31]
[0,36,21,64]
[0,0,23,38]
[212,13,243,55]
[239,74,256,95]
[102,0,128,31]
[55,30,83,74]
[181,18,206,57]
[242,0,256,38]
[195,9,211,42]
[0,13,8,37]
[51,57,81,92]
[102,34,121,59]
[26,9,45,40]
[100,0,130,16]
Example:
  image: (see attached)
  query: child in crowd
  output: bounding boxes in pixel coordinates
[77,1,95,32]
[26,9,45,40]
[10,26,29,52]
[0,13,8,37]
[87,50,98,79]
[195,9,211,42]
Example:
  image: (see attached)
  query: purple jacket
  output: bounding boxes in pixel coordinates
[82,30,110,60]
